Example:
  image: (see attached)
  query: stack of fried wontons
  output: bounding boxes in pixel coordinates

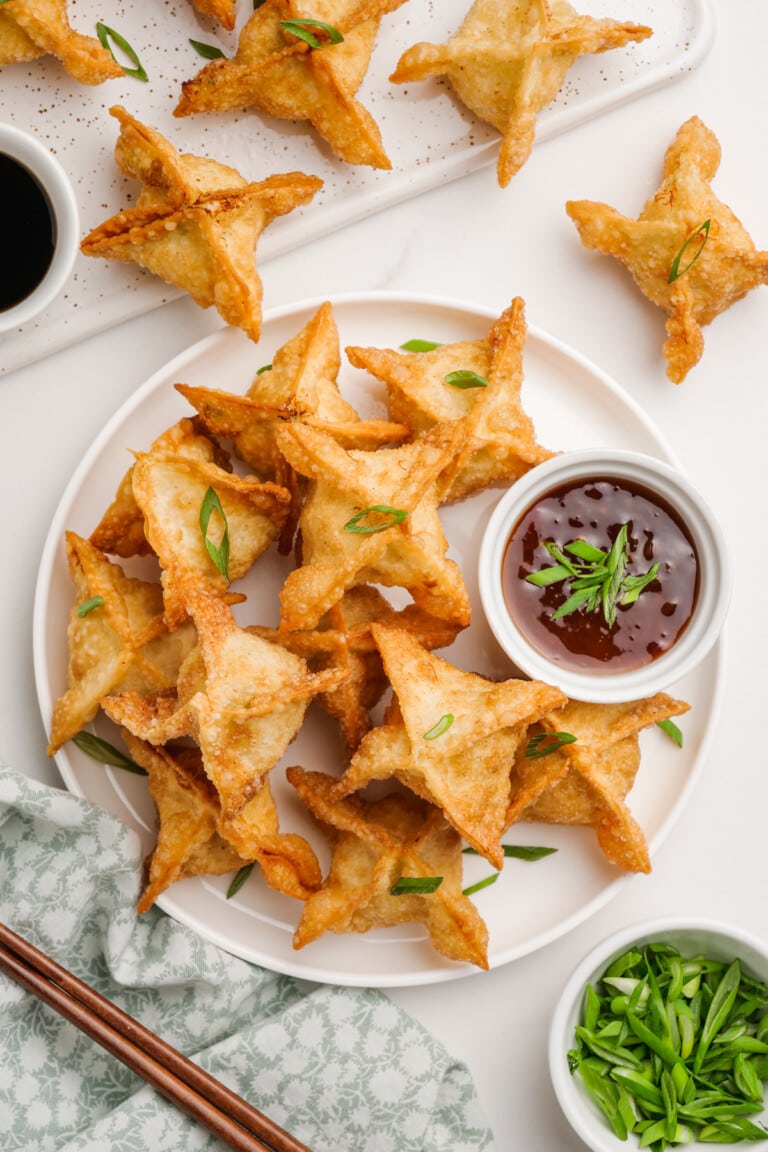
[48,300,689,970]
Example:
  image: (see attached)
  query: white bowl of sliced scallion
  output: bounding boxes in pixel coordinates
[549,919,768,1151]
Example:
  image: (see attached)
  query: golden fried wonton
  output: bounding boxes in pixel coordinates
[174,0,407,169]
[275,419,471,630]
[0,0,123,83]
[390,0,651,187]
[121,732,247,914]
[80,106,322,341]
[287,767,490,969]
[506,694,690,872]
[47,533,197,755]
[336,623,567,866]
[566,116,768,383]
[130,418,291,628]
[347,297,552,501]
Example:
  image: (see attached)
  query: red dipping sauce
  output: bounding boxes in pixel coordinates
[502,476,699,674]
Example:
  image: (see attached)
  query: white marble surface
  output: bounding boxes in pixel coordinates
[3,2,766,1148]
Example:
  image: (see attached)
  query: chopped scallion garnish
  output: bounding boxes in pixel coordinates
[656,718,684,747]
[96,22,148,81]
[343,505,408,535]
[71,731,147,775]
[279,18,343,48]
[444,369,489,390]
[226,863,254,898]
[390,876,443,895]
[463,872,499,897]
[669,219,711,283]
[200,486,231,582]
[400,339,442,352]
[525,732,576,759]
[76,596,104,617]
[189,38,225,59]
[423,714,454,740]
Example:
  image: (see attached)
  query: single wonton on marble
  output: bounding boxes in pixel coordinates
[80,106,322,341]
[174,0,407,169]
[0,0,123,83]
[390,0,652,188]
[567,116,768,383]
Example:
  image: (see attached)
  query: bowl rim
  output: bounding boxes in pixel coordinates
[549,916,768,1152]
[478,448,732,703]
[0,123,79,334]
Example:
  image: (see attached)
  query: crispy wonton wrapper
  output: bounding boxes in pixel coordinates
[506,694,691,873]
[81,107,322,341]
[0,0,122,83]
[567,116,768,383]
[347,297,552,501]
[288,767,490,970]
[47,532,197,755]
[391,0,651,187]
[336,623,567,867]
[175,0,407,169]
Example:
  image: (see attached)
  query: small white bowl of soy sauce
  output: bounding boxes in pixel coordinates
[0,123,79,334]
[478,448,731,703]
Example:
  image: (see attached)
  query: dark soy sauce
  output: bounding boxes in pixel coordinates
[0,153,56,311]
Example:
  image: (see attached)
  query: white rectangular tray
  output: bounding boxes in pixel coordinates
[1,0,713,374]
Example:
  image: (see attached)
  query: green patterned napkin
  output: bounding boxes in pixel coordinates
[0,763,494,1152]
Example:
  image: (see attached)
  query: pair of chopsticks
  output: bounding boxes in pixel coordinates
[0,920,312,1152]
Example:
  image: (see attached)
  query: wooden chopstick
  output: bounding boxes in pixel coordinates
[0,921,312,1152]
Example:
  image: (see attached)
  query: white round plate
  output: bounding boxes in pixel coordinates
[33,292,723,987]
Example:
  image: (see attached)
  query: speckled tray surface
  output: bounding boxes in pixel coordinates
[1,0,713,375]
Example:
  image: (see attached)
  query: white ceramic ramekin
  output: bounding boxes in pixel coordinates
[0,123,79,334]
[478,449,731,703]
[549,917,768,1152]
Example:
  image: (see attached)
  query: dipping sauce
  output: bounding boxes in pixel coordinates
[502,475,699,674]
[0,152,56,311]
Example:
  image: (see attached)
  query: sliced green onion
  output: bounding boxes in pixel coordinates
[200,486,230,582]
[76,595,104,617]
[390,876,443,895]
[279,18,343,48]
[400,339,442,352]
[226,863,254,898]
[657,718,684,747]
[343,505,407,535]
[423,714,454,740]
[463,844,557,861]
[256,363,272,375]
[189,38,225,59]
[444,370,489,390]
[72,731,147,776]
[463,872,499,897]
[669,220,711,283]
[525,731,576,759]
[96,23,148,81]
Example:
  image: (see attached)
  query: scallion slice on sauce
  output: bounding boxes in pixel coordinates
[444,369,489,390]
[96,22,148,81]
[200,486,231,582]
[279,18,343,47]
[72,731,147,776]
[668,219,711,283]
[390,876,443,895]
[343,505,407,534]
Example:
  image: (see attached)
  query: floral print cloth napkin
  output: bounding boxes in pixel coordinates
[0,763,495,1152]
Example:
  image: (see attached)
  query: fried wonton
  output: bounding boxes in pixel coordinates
[130,418,291,628]
[103,590,347,820]
[287,767,489,969]
[336,624,567,867]
[506,694,690,872]
[391,0,651,187]
[347,297,552,501]
[566,116,768,383]
[47,533,197,755]
[174,0,407,169]
[0,0,123,83]
[250,586,462,752]
[121,732,248,914]
[81,106,322,341]
[188,0,236,31]
[275,419,472,630]
[177,302,408,552]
